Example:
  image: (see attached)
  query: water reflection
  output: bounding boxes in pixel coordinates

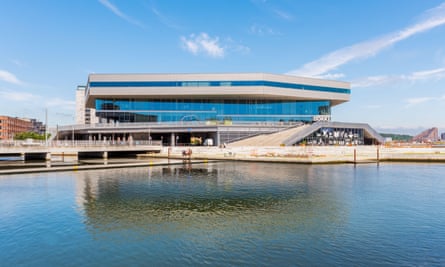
[3,162,445,266]
[75,162,348,237]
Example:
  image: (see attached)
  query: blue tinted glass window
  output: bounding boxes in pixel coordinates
[95,99,331,123]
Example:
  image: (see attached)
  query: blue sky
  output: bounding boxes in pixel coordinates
[1,0,445,134]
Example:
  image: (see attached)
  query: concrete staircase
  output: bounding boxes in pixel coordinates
[229,124,310,146]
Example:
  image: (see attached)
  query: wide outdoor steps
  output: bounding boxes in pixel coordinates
[229,124,310,146]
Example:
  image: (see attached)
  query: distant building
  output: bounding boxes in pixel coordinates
[0,116,32,140]
[0,116,46,140]
[441,132,445,141]
[76,86,97,124]
[75,86,85,124]
[412,127,439,143]
[30,119,46,135]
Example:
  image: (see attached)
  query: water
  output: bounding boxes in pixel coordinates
[1,162,444,266]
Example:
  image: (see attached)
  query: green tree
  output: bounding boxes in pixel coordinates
[14,132,50,140]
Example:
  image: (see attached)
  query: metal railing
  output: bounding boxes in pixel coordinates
[56,120,307,131]
[0,139,162,148]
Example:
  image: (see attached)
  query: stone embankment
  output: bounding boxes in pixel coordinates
[2,146,444,175]
[148,146,445,164]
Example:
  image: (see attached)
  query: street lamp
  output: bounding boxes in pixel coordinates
[148,128,151,145]
[45,108,48,147]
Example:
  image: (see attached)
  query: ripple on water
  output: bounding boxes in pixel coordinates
[1,162,445,266]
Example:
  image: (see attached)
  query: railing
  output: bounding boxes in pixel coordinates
[51,140,162,147]
[56,121,307,131]
[0,139,162,148]
[0,140,46,147]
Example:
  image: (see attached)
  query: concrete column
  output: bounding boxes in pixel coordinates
[103,151,108,160]
[216,131,221,146]
[46,152,51,161]
[171,133,175,146]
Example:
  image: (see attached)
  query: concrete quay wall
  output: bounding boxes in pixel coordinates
[154,146,445,163]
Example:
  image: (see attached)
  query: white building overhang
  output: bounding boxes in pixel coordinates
[84,73,351,108]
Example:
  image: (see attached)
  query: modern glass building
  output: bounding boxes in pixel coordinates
[84,73,350,124]
[67,73,383,146]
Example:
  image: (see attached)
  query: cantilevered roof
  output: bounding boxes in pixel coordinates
[84,73,350,108]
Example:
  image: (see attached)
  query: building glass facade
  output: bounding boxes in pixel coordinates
[298,127,365,146]
[95,99,331,123]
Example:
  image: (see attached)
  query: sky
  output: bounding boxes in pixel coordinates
[1,0,445,134]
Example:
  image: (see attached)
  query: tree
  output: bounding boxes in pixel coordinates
[14,132,50,140]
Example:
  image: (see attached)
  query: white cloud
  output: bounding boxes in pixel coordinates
[288,2,445,77]
[353,67,445,87]
[98,0,143,27]
[45,98,75,109]
[404,96,434,108]
[353,75,400,88]
[181,37,199,55]
[0,89,33,101]
[0,70,23,85]
[180,33,225,58]
[410,67,445,81]
[0,88,74,111]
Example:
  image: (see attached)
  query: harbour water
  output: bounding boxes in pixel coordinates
[1,162,444,266]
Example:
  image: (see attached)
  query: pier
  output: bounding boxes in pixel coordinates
[0,140,161,161]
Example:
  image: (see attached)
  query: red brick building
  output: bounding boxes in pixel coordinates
[0,116,33,140]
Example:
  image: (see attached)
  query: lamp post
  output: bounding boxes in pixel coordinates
[148,128,151,145]
[45,108,48,147]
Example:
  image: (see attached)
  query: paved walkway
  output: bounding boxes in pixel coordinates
[149,146,445,164]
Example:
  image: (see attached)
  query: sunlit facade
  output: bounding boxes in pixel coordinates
[84,73,350,124]
[65,73,386,146]
[0,116,37,140]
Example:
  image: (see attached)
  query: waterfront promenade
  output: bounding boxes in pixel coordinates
[2,143,445,175]
[151,145,445,164]
[0,140,161,161]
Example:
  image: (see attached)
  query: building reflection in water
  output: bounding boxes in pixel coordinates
[74,162,349,238]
